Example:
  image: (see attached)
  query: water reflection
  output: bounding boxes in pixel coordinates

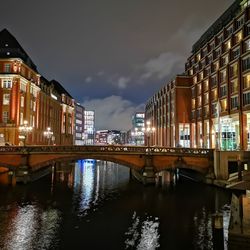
[125,212,160,250]
[0,204,61,250]
[72,160,130,217]
[229,191,250,237]
[0,160,239,249]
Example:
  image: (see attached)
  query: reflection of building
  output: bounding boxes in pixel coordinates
[145,0,250,150]
[229,192,250,247]
[0,29,74,145]
[131,112,145,145]
[75,103,85,145]
[84,110,95,145]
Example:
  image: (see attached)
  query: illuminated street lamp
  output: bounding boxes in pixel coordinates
[18,120,32,146]
[142,121,155,147]
[44,127,54,145]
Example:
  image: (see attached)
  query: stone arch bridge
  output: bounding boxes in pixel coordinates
[0,145,214,184]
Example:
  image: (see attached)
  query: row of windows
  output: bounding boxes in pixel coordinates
[2,94,36,111]
[187,15,248,68]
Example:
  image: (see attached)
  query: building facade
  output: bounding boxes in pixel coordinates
[74,103,85,145]
[84,110,95,145]
[0,29,75,145]
[131,112,145,145]
[145,0,250,150]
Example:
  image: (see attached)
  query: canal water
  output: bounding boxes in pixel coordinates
[0,160,233,250]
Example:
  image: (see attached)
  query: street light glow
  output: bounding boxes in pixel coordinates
[18,120,33,146]
[44,127,54,145]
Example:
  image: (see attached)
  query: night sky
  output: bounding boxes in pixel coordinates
[0,0,234,130]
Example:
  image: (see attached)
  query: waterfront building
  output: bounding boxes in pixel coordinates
[84,110,95,144]
[0,29,75,145]
[145,0,250,150]
[74,103,85,145]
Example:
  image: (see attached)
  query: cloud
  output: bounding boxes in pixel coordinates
[141,52,185,80]
[81,95,144,131]
[117,76,130,89]
[97,71,104,76]
[85,76,92,83]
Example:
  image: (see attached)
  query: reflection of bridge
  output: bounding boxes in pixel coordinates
[0,145,214,184]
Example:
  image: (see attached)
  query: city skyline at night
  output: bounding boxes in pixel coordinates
[0,0,234,130]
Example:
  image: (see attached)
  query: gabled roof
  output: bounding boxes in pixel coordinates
[50,79,73,99]
[0,28,37,71]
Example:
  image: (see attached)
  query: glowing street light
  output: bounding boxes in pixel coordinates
[18,120,32,146]
[44,127,54,145]
[142,121,155,147]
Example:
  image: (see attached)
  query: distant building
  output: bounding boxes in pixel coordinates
[84,110,95,144]
[95,130,108,144]
[75,103,85,145]
[95,130,123,144]
[131,112,145,145]
[0,28,74,145]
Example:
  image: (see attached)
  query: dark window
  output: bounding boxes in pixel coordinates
[231,96,239,109]
[243,92,250,105]
[242,57,250,71]
[220,85,227,98]
[232,48,240,60]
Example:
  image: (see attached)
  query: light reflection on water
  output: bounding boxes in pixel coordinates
[0,204,61,250]
[0,160,234,250]
[125,212,160,250]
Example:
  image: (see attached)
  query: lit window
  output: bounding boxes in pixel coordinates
[224,40,231,51]
[197,53,201,61]
[2,79,12,88]
[235,31,243,43]
[3,94,10,105]
[204,93,209,104]
[20,82,26,92]
[221,99,227,112]
[243,74,250,89]
[193,76,197,84]
[192,99,196,109]
[20,112,23,125]
[231,79,238,93]
[203,80,209,91]
[244,39,250,52]
[20,96,24,107]
[229,64,238,78]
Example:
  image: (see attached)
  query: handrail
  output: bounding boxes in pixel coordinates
[0,145,214,157]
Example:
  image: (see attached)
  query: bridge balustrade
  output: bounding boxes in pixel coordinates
[0,145,213,157]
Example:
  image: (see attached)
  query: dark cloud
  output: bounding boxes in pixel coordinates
[0,0,234,129]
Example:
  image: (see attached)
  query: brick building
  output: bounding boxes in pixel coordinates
[145,0,250,150]
[0,29,74,145]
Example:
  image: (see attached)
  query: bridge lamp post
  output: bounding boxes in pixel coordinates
[143,121,155,147]
[18,120,33,146]
[44,127,54,145]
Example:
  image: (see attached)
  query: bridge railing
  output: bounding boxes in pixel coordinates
[0,145,214,157]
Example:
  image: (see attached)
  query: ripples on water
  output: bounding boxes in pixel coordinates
[0,160,234,250]
[125,212,160,249]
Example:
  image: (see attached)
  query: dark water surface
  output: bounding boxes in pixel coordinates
[0,160,232,250]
